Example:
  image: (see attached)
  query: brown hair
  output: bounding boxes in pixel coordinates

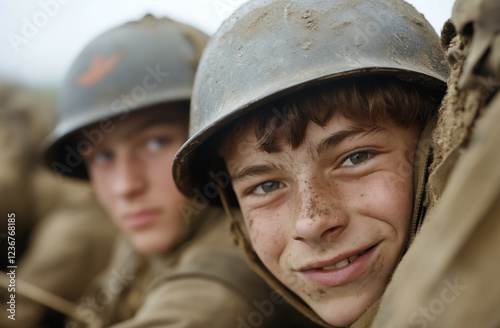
[219,75,441,156]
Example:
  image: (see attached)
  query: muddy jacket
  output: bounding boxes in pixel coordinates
[372,1,500,327]
[69,206,316,328]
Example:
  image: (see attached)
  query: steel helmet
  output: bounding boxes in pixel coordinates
[173,0,449,198]
[43,14,208,179]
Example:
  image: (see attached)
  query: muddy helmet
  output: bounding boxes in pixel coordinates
[173,0,449,198]
[43,14,208,179]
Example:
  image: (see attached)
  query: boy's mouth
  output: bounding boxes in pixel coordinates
[299,244,377,272]
[123,208,160,230]
[298,245,378,287]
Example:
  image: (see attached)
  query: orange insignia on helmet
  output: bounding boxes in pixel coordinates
[77,53,122,87]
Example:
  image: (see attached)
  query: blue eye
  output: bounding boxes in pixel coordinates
[146,137,168,152]
[341,151,370,166]
[93,151,112,164]
[253,181,285,194]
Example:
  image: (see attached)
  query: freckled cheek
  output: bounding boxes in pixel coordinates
[243,208,288,272]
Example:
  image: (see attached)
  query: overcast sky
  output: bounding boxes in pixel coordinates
[0,0,455,87]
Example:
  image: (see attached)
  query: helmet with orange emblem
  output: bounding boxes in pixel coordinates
[43,14,207,179]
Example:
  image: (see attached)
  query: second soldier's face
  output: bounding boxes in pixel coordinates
[81,107,188,255]
[225,113,419,327]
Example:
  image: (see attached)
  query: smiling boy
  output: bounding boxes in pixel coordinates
[219,78,424,326]
[173,0,449,327]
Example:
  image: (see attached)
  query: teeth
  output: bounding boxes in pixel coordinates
[321,258,350,270]
[335,259,350,269]
[348,254,359,263]
[322,264,338,270]
[320,250,367,270]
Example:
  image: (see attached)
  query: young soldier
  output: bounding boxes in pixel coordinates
[373,0,500,327]
[43,15,314,328]
[173,0,449,327]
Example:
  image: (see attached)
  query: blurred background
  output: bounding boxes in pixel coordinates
[2,0,455,91]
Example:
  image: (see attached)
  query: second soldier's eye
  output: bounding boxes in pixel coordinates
[146,137,169,152]
[93,151,113,164]
[253,181,286,195]
[340,151,370,167]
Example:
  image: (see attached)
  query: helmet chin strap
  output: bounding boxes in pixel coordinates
[218,186,232,218]
[217,186,247,246]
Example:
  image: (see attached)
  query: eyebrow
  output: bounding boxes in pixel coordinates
[230,163,286,182]
[314,125,385,157]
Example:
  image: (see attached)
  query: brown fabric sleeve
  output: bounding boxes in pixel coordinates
[106,277,253,328]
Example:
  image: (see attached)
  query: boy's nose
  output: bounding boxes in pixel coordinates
[292,181,348,243]
[112,156,146,198]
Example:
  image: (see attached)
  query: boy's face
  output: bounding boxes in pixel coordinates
[224,112,419,326]
[81,107,188,255]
